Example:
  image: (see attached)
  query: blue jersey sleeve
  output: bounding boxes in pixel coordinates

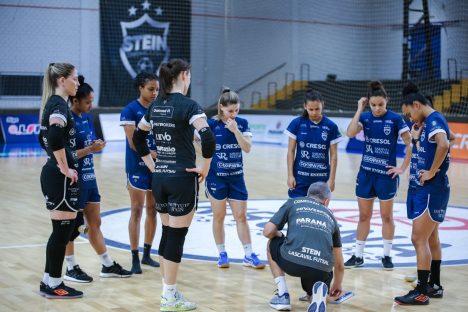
[329,122,343,145]
[285,117,300,140]
[120,106,136,126]
[238,118,252,137]
[427,115,447,142]
[397,115,410,136]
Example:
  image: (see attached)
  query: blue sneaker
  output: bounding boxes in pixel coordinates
[307,281,328,312]
[269,291,291,311]
[217,252,230,268]
[243,253,265,269]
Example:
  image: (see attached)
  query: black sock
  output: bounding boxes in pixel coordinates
[131,249,139,262]
[47,219,76,278]
[416,270,430,294]
[143,243,152,258]
[429,260,442,286]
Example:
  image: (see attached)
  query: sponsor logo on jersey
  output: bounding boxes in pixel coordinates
[321,131,328,141]
[383,124,391,136]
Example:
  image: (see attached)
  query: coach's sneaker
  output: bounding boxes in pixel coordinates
[43,282,83,299]
[100,261,132,278]
[141,255,160,267]
[160,292,197,311]
[307,281,328,312]
[405,273,417,282]
[269,290,291,311]
[299,292,311,302]
[427,284,444,298]
[381,256,394,270]
[243,253,266,269]
[39,281,47,297]
[64,265,93,283]
[217,252,230,268]
[344,255,364,268]
[394,289,430,305]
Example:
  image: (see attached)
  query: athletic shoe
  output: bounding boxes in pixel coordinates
[405,274,417,282]
[394,289,430,305]
[39,281,47,297]
[298,292,311,302]
[427,284,444,298]
[344,255,364,268]
[131,261,142,274]
[100,261,132,278]
[141,256,160,267]
[217,252,230,268]
[160,293,197,311]
[43,282,83,299]
[64,265,93,283]
[269,290,291,311]
[307,281,328,312]
[381,256,394,270]
[243,253,266,269]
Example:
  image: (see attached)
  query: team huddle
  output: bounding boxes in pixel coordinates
[37,60,451,312]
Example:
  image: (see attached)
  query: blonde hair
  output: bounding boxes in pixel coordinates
[217,87,240,119]
[39,62,75,123]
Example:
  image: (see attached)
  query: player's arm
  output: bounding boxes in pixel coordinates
[330,247,344,296]
[263,222,283,239]
[287,138,297,189]
[449,128,456,147]
[420,132,449,184]
[76,139,106,159]
[234,130,252,153]
[386,130,412,178]
[49,117,77,184]
[187,117,215,183]
[133,117,155,173]
[123,124,137,151]
[193,133,202,155]
[346,97,366,138]
[328,143,338,192]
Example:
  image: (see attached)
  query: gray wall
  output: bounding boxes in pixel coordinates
[0,0,466,109]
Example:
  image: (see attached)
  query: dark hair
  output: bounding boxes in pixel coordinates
[368,80,388,99]
[159,59,191,98]
[217,87,240,119]
[134,71,158,91]
[302,90,324,118]
[70,75,94,104]
[401,81,430,106]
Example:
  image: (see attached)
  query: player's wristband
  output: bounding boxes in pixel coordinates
[412,137,420,145]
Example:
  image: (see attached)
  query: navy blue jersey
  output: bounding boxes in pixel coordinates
[39,95,78,169]
[285,116,343,181]
[120,100,156,174]
[72,111,98,189]
[142,93,206,177]
[417,111,450,187]
[207,117,252,178]
[359,111,409,175]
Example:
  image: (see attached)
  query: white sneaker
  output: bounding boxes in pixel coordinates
[307,281,328,312]
[160,292,197,311]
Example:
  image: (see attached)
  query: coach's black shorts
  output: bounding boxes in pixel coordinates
[270,236,333,295]
[152,174,199,216]
[40,163,80,212]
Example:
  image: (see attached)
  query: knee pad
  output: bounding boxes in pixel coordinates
[69,211,84,241]
[163,227,189,263]
[49,219,76,247]
[158,225,169,256]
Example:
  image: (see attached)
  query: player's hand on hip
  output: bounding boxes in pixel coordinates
[386,165,403,179]
[186,167,208,183]
[64,168,78,185]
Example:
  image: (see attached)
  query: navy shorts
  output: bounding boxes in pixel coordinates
[127,171,152,191]
[205,175,248,201]
[288,177,327,198]
[40,163,80,212]
[356,170,399,201]
[152,174,199,216]
[77,187,101,210]
[408,184,450,223]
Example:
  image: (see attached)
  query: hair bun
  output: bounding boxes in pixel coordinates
[222,87,230,94]
[368,80,383,91]
[402,81,419,96]
[78,75,85,85]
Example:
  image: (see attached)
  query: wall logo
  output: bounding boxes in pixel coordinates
[99,199,468,267]
[119,1,170,78]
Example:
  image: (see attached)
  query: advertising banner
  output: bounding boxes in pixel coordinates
[0,114,40,144]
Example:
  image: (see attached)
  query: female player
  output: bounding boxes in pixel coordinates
[205,88,264,269]
[285,90,343,198]
[38,62,83,298]
[345,81,411,270]
[395,83,451,305]
[133,58,215,311]
[63,75,132,283]
[120,72,160,273]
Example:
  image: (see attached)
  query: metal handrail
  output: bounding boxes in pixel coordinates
[300,63,310,81]
[237,62,286,94]
[285,72,295,98]
[267,81,278,107]
[251,91,262,107]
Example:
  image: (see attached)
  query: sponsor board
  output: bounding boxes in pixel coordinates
[99,199,468,267]
[0,114,40,144]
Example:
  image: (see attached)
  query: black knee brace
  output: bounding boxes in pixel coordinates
[158,225,169,257]
[47,218,76,277]
[163,227,189,263]
[69,211,84,241]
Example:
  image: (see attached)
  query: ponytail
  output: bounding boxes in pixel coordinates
[368,80,388,99]
[158,59,191,99]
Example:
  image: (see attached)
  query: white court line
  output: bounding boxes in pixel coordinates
[0,240,88,249]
